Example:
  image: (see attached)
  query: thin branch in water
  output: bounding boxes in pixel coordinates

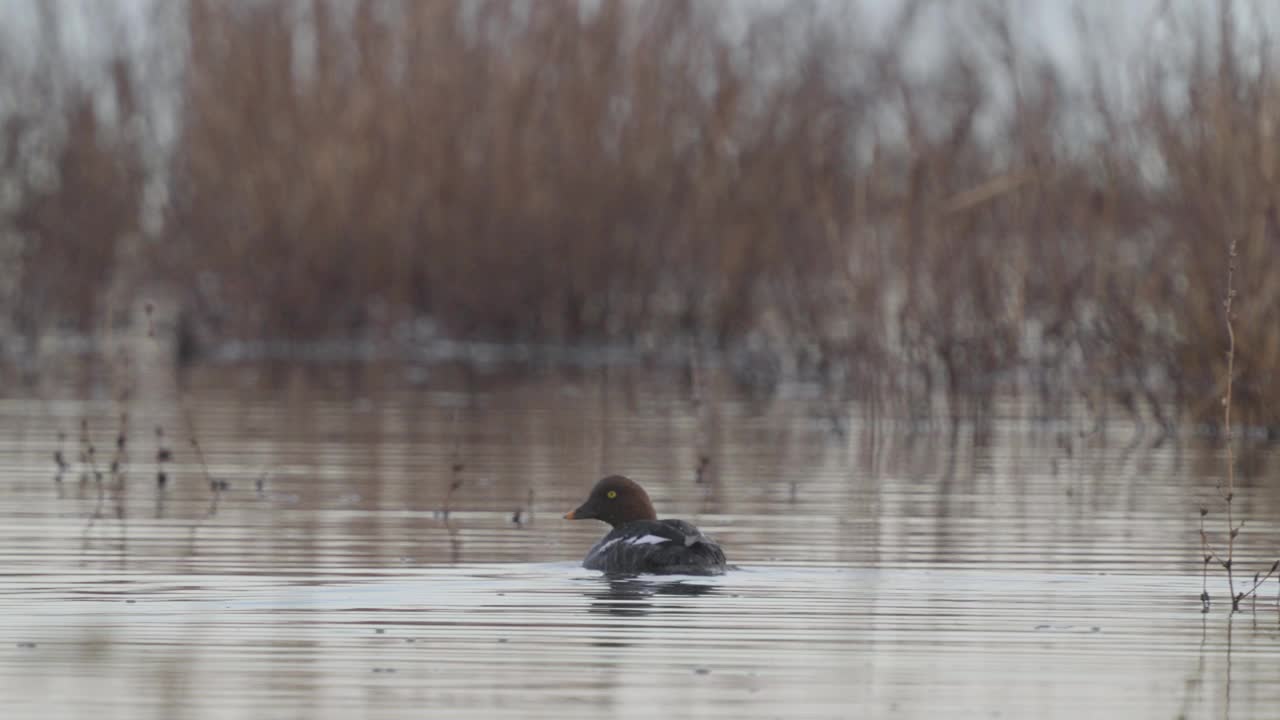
[108,411,129,496]
[695,455,711,484]
[80,419,106,533]
[181,406,213,488]
[441,409,464,519]
[1200,506,1211,612]
[206,477,229,517]
[53,431,68,482]
[1222,236,1239,609]
[78,418,107,527]
[175,402,221,516]
[79,418,102,484]
[155,425,171,486]
[1235,559,1279,605]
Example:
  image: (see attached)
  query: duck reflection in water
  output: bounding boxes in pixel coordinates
[581,576,720,624]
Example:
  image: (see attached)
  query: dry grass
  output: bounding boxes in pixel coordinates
[2,0,1279,428]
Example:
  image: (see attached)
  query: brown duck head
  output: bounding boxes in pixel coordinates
[563,475,658,528]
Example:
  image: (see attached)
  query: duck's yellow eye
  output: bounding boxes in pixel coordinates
[607,490,617,499]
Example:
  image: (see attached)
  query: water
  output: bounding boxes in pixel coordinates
[2,363,1279,719]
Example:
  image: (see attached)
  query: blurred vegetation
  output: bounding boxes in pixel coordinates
[1,0,1278,428]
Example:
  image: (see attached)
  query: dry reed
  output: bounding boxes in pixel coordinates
[2,0,1279,431]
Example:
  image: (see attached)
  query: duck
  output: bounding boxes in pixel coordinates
[563,475,727,575]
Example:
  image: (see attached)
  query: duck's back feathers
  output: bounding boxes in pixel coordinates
[583,519,727,576]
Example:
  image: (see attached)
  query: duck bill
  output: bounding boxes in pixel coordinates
[564,502,594,520]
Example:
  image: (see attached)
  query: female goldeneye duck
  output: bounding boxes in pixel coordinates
[563,475,727,576]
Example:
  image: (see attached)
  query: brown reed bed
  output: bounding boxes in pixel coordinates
[1,0,1278,433]
[0,1,147,369]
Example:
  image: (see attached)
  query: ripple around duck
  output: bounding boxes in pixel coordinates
[3,372,1280,719]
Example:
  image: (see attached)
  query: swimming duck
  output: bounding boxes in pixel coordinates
[564,475,727,575]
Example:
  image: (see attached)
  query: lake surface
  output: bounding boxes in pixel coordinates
[2,361,1279,719]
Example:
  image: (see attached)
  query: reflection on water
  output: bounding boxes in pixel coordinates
[582,577,720,622]
[1,364,1279,718]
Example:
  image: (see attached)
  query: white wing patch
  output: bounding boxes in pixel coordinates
[585,538,621,565]
[627,534,670,546]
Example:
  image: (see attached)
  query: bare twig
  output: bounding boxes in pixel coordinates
[53,431,68,481]
[1235,560,1280,605]
[108,412,128,491]
[1199,506,1211,612]
[442,409,464,519]
[1221,236,1239,608]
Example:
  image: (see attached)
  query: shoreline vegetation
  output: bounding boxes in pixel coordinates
[1,0,1279,434]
